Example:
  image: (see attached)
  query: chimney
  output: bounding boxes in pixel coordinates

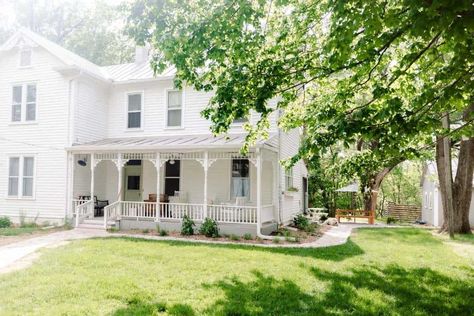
[134,46,149,64]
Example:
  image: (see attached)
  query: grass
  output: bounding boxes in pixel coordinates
[0,228,473,315]
[453,233,474,245]
[0,226,43,236]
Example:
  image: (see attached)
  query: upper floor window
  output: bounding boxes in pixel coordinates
[231,159,250,199]
[12,84,36,122]
[167,90,182,127]
[285,167,294,190]
[8,156,35,198]
[19,49,32,67]
[127,93,142,129]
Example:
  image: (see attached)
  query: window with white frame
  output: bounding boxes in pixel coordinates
[19,49,32,67]
[285,167,294,190]
[167,90,182,127]
[231,159,250,199]
[8,156,35,198]
[127,93,142,129]
[11,84,36,122]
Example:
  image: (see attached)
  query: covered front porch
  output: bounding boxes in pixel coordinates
[68,136,279,236]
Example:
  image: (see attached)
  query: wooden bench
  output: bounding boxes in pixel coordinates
[336,209,375,224]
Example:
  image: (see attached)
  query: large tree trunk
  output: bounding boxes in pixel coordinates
[437,107,474,235]
[363,167,393,212]
[453,137,474,234]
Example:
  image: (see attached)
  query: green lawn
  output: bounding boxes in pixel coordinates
[453,233,474,245]
[0,226,43,236]
[0,228,473,315]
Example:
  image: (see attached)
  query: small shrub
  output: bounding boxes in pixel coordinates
[303,224,316,234]
[199,217,219,238]
[294,236,301,243]
[230,234,240,241]
[159,229,168,236]
[255,236,263,242]
[293,214,310,230]
[108,227,119,233]
[21,221,38,228]
[386,217,396,224]
[0,216,12,228]
[243,233,253,240]
[181,215,195,236]
[272,237,281,244]
[142,229,149,234]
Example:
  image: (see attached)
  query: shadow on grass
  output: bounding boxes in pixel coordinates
[199,266,474,315]
[100,236,364,261]
[308,264,474,315]
[113,298,195,316]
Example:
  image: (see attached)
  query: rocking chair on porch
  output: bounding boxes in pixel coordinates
[78,195,109,217]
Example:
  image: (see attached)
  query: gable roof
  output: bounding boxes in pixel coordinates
[0,28,175,83]
[0,28,110,80]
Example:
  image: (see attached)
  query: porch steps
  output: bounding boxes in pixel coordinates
[77,218,114,230]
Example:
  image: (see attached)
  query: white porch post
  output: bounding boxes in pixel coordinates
[90,153,95,218]
[203,151,209,219]
[272,154,279,223]
[155,153,161,222]
[117,154,123,202]
[256,148,262,235]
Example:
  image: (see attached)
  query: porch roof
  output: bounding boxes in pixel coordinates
[68,133,278,152]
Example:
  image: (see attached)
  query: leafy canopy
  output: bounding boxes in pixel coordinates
[127,0,474,175]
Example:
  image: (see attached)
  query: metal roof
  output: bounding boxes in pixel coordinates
[102,63,175,82]
[69,134,278,152]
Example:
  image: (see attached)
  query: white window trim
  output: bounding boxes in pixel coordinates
[18,48,33,69]
[6,154,36,200]
[165,88,185,129]
[9,82,38,124]
[285,167,294,191]
[125,91,144,131]
[229,159,251,201]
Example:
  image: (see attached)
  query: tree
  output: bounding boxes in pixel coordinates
[127,0,474,233]
[2,0,134,65]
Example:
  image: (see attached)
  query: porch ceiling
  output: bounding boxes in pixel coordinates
[68,133,278,152]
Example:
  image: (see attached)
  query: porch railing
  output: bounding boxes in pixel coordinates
[208,204,257,224]
[103,201,275,227]
[73,199,94,227]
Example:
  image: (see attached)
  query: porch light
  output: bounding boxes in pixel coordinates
[77,156,88,167]
[169,159,176,165]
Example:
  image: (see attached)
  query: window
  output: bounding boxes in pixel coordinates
[231,159,250,199]
[11,84,37,122]
[8,156,35,198]
[165,160,180,196]
[285,168,294,190]
[19,49,32,67]
[127,93,142,129]
[167,90,182,127]
[233,117,247,124]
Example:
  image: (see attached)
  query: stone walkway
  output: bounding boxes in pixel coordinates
[0,228,108,274]
[0,223,390,274]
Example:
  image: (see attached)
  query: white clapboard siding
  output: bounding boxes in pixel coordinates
[0,46,70,223]
[279,128,308,224]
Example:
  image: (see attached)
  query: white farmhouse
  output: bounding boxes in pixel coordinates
[0,29,308,236]
[421,162,474,227]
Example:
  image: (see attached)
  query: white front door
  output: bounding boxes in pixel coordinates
[124,164,142,201]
